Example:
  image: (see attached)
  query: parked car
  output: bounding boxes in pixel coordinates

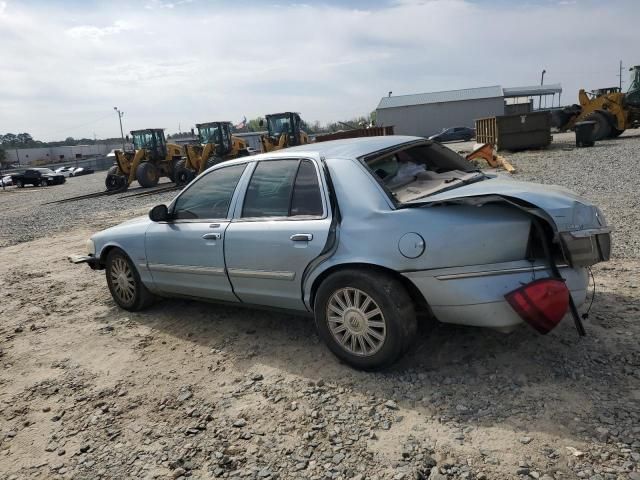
[428,126,475,143]
[1,175,12,186]
[11,168,66,187]
[74,136,611,370]
[54,166,74,177]
[69,167,95,177]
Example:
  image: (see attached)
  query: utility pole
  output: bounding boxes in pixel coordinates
[113,107,125,151]
[540,69,546,110]
[617,60,624,90]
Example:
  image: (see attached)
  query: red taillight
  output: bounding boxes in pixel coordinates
[505,278,569,334]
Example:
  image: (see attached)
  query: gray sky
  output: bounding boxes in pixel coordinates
[1,0,638,141]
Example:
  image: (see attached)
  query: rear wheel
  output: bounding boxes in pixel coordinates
[136,162,159,188]
[174,159,195,186]
[584,112,612,141]
[105,249,155,311]
[314,269,417,370]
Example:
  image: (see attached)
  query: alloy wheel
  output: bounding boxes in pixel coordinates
[110,256,136,304]
[326,287,387,356]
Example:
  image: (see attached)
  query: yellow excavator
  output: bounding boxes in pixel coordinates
[259,112,309,152]
[556,65,640,140]
[106,129,183,191]
[174,121,250,185]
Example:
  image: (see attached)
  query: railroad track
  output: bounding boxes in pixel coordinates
[118,185,180,199]
[43,183,180,205]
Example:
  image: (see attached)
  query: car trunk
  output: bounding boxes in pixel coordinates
[402,177,611,268]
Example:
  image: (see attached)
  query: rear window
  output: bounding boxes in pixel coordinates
[363,142,482,203]
[366,142,475,183]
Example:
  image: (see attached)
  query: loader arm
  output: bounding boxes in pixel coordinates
[127,149,147,187]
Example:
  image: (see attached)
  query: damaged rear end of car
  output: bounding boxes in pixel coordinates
[405,179,611,335]
[357,139,611,336]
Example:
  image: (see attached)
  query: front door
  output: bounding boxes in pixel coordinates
[225,158,331,310]
[145,163,247,301]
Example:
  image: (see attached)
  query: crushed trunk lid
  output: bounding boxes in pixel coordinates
[405,177,611,266]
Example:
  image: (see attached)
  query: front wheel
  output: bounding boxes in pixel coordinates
[136,162,159,188]
[584,112,611,141]
[609,127,624,138]
[105,249,155,311]
[16,180,23,188]
[314,269,417,370]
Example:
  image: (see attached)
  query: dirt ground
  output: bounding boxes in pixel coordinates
[1,141,639,480]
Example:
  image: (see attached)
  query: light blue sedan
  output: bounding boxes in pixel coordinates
[76,136,611,369]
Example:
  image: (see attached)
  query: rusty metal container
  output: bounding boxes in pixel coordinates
[314,126,394,142]
[475,111,552,151]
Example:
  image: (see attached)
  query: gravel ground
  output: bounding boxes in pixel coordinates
[0,174,177,248]
[0,137,639,480]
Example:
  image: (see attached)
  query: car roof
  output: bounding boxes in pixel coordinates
[260,135,428,161]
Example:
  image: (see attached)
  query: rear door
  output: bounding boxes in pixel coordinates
[144,163,248,301]
[224,158,331,310]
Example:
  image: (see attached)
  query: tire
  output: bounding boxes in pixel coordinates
[105,173,127,192]
[314,269,417,370]
[205,156,222,170]
[168,158,181,182]
[107,165,120,176]
[16,180,23,188]
[136,162,159,188]
[105,248,155,311]
[39,179,48,187]
[609,127,624,138]
[584,112,612,141]
[174,159,195,186]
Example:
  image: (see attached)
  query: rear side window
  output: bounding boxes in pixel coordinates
[173,164,246,220]
[242,159,323,218]
[290,160,323,216]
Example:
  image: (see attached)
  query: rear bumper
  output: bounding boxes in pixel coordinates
[403,261,588,330]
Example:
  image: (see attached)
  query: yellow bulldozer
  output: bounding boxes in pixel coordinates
[106,129,183,191]
[556,65,640,140]
[174,121,250,185]
[259,112,309,152]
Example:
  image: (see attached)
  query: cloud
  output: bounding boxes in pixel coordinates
[65,20,132,40]
[0,0,638,140]
[145,0,193,9]
[0,1,7,17]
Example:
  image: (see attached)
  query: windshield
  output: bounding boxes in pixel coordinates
[132,131,154,150]
[198,124,221,144]
[627,66,640,106]
[37,168,55,174]
[365,142,484,203]
[267,115,293,137]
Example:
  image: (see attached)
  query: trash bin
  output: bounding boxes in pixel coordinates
[575,121,596,147]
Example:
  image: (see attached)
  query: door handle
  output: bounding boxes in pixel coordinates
[290,233,313,242]
[202,233,221,240]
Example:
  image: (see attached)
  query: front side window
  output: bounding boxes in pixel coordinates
[172,163,246,220]
[242,159,323,218]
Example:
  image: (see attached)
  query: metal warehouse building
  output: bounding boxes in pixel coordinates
[375,85,506,137]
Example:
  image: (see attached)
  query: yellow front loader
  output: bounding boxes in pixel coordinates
[174,122,250,185]
[557,65,640,140]
[106,129,183,191]
[259,112,309,152]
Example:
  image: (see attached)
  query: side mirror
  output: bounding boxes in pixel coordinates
[258,118,264,127]
[149,204,170,222]
[126,135,130,142]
